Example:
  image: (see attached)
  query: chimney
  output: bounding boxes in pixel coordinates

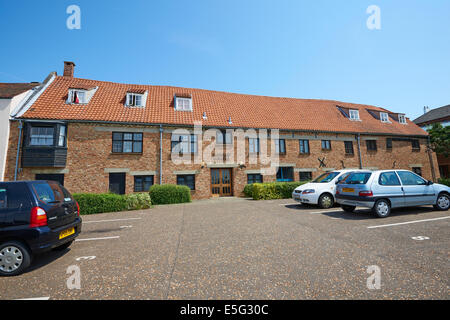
[423,106,430,114]
[63,61,76,77]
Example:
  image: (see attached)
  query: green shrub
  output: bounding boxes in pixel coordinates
[73,193,128,215]
[243,184,255,197]
[251,181,308,200]
[125,193,152,210]
[438,177,450,187]
[149,184,191,205]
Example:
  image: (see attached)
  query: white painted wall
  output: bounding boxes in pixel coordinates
[0,91,29,181]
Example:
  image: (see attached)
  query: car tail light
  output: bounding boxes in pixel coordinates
[76,201,80,216]
[359,190,373,197]
[336,190,340,195]
[30,207,47,228]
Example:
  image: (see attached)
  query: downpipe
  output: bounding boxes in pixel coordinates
[14,120,23,181]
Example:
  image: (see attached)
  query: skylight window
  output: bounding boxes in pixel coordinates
[349,109,360,120]
[175,97,192,111]
[380,112,389,123]
[398,114,407,124]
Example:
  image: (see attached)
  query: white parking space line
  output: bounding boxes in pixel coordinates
[367,216,450,229]
[279,203,298,206]
[83,217,142,224]
[75,236,120,242]
[16,297,50,300]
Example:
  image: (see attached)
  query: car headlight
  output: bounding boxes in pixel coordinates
[302,189,315,194]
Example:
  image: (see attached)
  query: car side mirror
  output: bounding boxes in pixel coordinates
[427,180,434,186]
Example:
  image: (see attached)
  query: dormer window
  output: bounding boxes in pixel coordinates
[398,114,407,124]
[380,112,389,123]
[349,109,360,120]
[67,86,98,105]
[175,95,192,111]
[126,93,144,107]
[68,89,86,104]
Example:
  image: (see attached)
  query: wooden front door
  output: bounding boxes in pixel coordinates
[211,169,233,197]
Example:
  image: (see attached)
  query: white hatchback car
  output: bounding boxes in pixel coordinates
[292,170,365,209]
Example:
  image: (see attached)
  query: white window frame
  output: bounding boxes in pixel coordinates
[380,112,390,123]
[398,114,407,124]
[349,109,360,120]
[68,89,87,104]
[126,93,144,107]
[175,97,193,111]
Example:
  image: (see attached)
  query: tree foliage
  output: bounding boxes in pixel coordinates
[428,123,450,157]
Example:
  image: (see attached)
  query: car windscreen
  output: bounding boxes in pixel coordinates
[341,172,372,185]
[312,172,340,183]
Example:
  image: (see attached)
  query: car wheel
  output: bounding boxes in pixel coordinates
[341,205,356,213]
[373,199,391,218]
[319,193,334,209]
[0,241,31,277]
[434,193,450,211]
[53,240,74,251]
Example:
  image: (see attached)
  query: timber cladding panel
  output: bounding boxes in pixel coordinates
[4,121,440,200]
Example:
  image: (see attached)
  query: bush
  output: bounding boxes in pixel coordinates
[251,181,308,200]
[73,193,128,215]
[149,184,191,205]
[243,184,255,197]
[438,177,450,187]
[125,193,152,210]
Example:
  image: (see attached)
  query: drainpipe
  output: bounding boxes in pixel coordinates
[159,124,163,185]
[356,133,363,169]
[14,120,23,181]
[427,136,437,182]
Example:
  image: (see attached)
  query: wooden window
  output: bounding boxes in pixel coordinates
[276,167,294,182]
[275,139,286,154]
[175,97,192,111]
[247,174,263,184]
[299,172,312,181]
[299,140,309,154]
[344,141,354,155]
[411,139,420,151]
[134,175,154,192]
[321,140,331,150]
[126,93,144,107]
[177,174,195,190]
[171,134,197,154]
[386,138,392,150]
[349,109,360,120]
[380,112,389,123]
[366,140,377,151]
[112,132,143,153]
[249,138,260,153]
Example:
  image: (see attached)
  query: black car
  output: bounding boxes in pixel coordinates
[0,181,82,276]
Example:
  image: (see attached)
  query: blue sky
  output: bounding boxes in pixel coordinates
[0,0,449,120]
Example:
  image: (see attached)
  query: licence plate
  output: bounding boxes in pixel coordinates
[342,188,355,193]
[59,227,75,239]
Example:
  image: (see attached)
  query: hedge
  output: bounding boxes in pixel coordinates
[149,184,191,205]
[438,178,450,187]
[73,193,151,215]
[250,181,309,200]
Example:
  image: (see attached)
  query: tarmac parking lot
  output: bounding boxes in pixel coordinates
[1,197,448,300]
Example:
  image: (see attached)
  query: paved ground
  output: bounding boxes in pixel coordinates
[1,197,449,300]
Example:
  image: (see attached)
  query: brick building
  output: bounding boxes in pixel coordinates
[3,62,440,199]
[413,105,450,178]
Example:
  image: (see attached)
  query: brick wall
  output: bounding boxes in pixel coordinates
[4,121,440,199]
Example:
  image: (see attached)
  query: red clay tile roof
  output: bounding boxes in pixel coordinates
[0,83,39,99]
[19,76,427,136]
